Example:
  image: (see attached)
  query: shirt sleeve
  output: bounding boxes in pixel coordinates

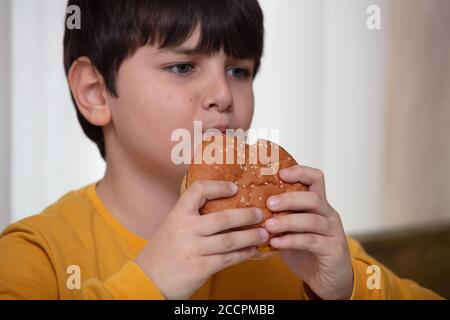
[82,261,165,300]
[0,222,59,299]
[300,237,443,300]
[0,222,165,300]
[346,237,443,299]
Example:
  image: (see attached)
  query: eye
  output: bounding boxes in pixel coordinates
[227,67,252,80]
[166,63,195,75]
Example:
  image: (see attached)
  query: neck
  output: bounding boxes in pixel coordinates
[96,159,182,241]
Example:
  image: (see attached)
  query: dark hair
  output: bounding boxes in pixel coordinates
[63,0,265,160]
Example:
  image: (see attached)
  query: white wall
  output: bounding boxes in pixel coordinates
[0,0,11,231]
[255,0,390,234]
[320,0,389,234]
[9,0,105,223]
[3,0,390,234]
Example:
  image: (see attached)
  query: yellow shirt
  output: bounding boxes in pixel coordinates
[0,184,442,300]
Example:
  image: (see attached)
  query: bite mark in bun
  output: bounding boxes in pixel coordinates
[180,134,307,260]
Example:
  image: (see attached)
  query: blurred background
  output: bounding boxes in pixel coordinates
[0,0,449,297]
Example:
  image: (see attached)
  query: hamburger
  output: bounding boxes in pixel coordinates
[180,133,307,259]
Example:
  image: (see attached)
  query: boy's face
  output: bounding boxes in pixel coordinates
[106,26,255,186]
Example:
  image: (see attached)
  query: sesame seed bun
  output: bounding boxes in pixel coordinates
[179,134,307,260]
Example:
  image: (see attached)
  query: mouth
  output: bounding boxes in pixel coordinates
[202,124,233,139]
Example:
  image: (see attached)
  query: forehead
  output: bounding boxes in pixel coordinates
[178,25,202,50]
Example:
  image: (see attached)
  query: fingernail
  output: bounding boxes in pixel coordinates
[267,196,279,208]
[266,218,277,227]
[259,228,269,240]
[255,209,264,222]
[230,183,238,193]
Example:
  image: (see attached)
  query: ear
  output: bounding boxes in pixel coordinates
[67,57,112,127]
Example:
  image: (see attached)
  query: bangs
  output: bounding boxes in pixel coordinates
[139,0,264,62]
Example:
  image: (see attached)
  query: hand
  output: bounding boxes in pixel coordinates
[264,165,353,300]
[134,180,269,300]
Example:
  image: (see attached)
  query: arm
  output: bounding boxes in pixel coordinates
[0,222,165,300]
[264,165,443,300]
[345,237,443,300]
[0,222,58,299]
[82,261,165,300]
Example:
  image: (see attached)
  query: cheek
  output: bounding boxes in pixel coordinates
[232,83,255,130]
[110,73,196,165]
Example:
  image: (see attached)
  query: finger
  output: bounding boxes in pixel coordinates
[279,165,326,199]
[196,207,264,236]
[201,228,268,255]
[178,180,238,213]
[270,233,330,255]
[264,213,333,236]
[207,246,257,274]
[267,191,331,216]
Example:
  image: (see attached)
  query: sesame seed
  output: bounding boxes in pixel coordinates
[258,197,263,201]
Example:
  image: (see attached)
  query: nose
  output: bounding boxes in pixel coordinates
[201,72,233,112]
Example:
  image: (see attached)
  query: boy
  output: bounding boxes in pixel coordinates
[0,0,442,300]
